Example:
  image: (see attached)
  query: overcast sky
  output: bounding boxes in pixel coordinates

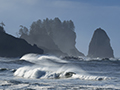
[0,0,120,57]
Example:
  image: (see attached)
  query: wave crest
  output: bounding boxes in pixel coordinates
[14,53,111,81]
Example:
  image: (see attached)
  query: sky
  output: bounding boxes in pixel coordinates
[0,0,120,57]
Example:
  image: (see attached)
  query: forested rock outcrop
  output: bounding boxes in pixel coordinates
[19,18,84,56]
[0,26,43,57]
[87,28,114,58]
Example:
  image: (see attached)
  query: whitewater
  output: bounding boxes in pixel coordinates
[0,53,120,90]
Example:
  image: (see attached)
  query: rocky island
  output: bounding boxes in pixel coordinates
[19,18,84,56]
[88,28,114,58]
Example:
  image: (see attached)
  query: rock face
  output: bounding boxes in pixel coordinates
[88,28,114,58]
[21,28,63,56]
[0,26,43,57]
[19,18,84,56]
[48,18,84,56]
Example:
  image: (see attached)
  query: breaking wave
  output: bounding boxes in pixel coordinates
[14,53,111,81]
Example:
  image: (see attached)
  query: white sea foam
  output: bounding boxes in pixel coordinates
[0,53,119,89]
[14,66,110,80]
[20,53,41,61]
[72,74,109,81]
[14,53,111,81]
[20,53,68,65]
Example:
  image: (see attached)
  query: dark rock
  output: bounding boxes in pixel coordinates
[0,26,43,57]
[65,72,76,78]
[62,56,83,60]
[102,58,109,60]
[0,26,5,33]
[88,28,114,58]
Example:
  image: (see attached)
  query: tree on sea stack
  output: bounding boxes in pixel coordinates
[0,22,5,33]
[0,22,5,27]
[19,25,29,36]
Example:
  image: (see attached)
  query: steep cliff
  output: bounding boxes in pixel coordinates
[48,18,84,56]
[88,28,114,58]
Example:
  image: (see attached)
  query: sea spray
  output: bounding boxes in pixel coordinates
[14,53,111,80]
[0,54,119,89]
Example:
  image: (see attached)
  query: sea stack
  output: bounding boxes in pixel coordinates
[87,28,114,58]
[19,18,84,56]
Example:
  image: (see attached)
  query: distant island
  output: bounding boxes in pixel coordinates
[19,18,84,56]
[0,18,114,58]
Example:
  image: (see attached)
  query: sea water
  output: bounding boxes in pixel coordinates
[0,53,120,90]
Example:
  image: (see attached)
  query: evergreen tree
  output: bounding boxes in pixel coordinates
[19,25,29,36]
[0,22,5,27]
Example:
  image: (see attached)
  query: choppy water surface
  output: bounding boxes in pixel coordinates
[0,53,120,90]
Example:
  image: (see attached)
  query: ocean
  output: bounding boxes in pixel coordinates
[0,53,120,90]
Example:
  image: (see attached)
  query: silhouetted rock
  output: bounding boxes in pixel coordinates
[61,56,83,60]
[0,26,43,57]
[88,28,114,58]
[0,26,5,33]
[19,18,84,56]
[102,58,109,60]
